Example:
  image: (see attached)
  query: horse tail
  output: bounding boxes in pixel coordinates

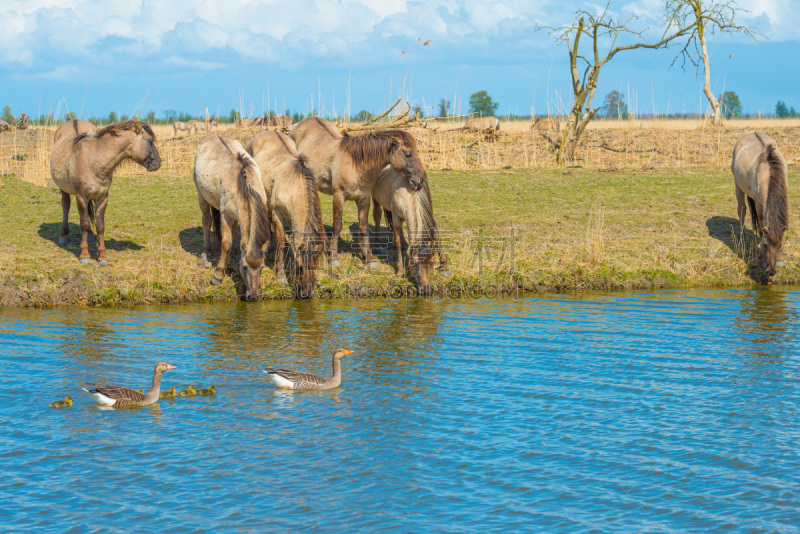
[211,207,221,245]
[410,179,436,256]
[765,142,789,241]
[87,200,96,225]
[237,153,270,263]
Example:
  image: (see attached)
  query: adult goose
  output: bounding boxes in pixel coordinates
[82,362,177,407]
[264,349,353,390]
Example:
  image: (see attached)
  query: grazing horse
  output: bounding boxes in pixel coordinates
[372,166,451,295]
[531,117,560,133]
[465,116,499,131]
[50,120,161,265]
[290,117,426,267]
[248,131,326,298]
[193,136,271,301]
[173,121,194,137]
[732,132,789,276]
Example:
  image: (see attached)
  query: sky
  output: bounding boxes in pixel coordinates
[1,0,798,121]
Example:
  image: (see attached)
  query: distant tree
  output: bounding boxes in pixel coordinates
[178,112,187,122]
[163,109,177,123]
[719,91,741,118]
[121,114,129,121]
[438,98,450,117]
[64,111,77,122]
[292,112,301,123]
[355,110,373,122]
[108,111,118,124]
[468,91,498,117]
[228,109,238,123]
[2,106,14,123]
[601,90,629,119]
[791,106,799,117]
[776,100,790,118]
[146,111,155,123]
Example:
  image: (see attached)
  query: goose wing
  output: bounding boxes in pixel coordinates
[264,368,328,389]
[91,384,146,406]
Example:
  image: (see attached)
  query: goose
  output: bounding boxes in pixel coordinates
[196,385,216,396]
[159,386,176,399]
[177,385,196,397]
[49,396,73,408]
[264,349,353,390]
[82,362,177,407]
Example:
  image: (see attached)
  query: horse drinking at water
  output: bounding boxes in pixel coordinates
[289,117,426,267]
[372,166,451,295]
[731,132,789,276]
[50,119,161,265]
[248,131,326,298]
[193,137,271,300]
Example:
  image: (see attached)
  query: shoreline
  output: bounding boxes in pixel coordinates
[1,165,798,308]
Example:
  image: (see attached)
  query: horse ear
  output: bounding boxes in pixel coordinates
[762,226,769,233]
[391,137,402,147]
[133,121,142,134]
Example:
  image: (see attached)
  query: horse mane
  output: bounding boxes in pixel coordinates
[340,129,417,169]
[96,120,156,141]
[408,179,437,255]
[235,153,270,266]
[295,154,326,253]
[765,142,789,243]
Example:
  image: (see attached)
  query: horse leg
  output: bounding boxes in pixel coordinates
[752,198,764,237]
[59,191,71,245]
[357,197,377,268]
[392,219,406,278]
[75,195,92,263]
[273,213,287,283]
[372,198,382,232]
[212,215,233,284]
[94,193,110,266]
[198,197,213,267]
[735,185,747,235]
[329,190,345,267]
[231,220,241,263]
[433,228,452,278]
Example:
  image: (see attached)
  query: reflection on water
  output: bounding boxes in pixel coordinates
[0,289,799,532]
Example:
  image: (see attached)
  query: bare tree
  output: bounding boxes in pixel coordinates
[667,1,757,126]
[542,2,697,162]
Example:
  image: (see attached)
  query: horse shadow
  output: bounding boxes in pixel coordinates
[706,216,766,283]
[38,222,142,258]
[343,222,398,265]
[178,226,204,256]
[178,226,256,300]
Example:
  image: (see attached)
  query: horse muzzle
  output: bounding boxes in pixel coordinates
[145,155,162,172]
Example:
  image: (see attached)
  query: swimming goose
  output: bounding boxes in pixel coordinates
[264,349,353,390]
[177,385,196,397]
[49,396,73,408]
[159,386,176,399]
[196,385,216,396]
[82,362,177,407]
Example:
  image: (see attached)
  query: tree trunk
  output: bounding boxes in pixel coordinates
[698,19,722,125]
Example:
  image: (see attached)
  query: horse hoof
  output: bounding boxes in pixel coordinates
[330,259,341,267]
[210,274,223,286]
[367,261,379,269]
[79,258,91,264]
[202,261,212,269]
[200,253,209,262]
[58,237,69,245]
[98,260,109,267]
[777,261,786,268]
[439,269,453,278]
[87,235,97,244]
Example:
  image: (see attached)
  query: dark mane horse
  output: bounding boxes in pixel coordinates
[290,117,426,268]
[732,132,789,276]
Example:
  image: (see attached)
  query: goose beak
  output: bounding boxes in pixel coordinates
[343,350,354,356]
[166,364,177,370]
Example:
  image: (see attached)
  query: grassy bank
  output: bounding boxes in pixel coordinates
[0,165,798,307]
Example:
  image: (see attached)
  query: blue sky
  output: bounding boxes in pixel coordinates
[1,0,797,120]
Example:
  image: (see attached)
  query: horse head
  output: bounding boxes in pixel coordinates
[238,250,265,301]
[409,241,434,296]
[388,134,426,191]
[760,225,786,277]
[130,121,161,171]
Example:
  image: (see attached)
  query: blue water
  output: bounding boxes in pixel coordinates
[1,289,799,532]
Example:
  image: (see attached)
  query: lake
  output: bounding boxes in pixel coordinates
[1,288,798,532]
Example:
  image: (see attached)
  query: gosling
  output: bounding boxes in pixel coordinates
[49,396,73,408]
[159,386,176,399]
[177,385,196,397]
[196,385,216,396]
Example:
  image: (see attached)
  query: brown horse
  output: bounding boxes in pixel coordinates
[50,119,161,265]
[531,117,560,133]
[193,136,271,300]
[289,117,426,267]
[372,166,450,295]
[732,132,789,276]
[248,131,326,298]
[465,116,499,131]
[173,121,194,136]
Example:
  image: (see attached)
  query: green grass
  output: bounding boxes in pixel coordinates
[0,165,798,307]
